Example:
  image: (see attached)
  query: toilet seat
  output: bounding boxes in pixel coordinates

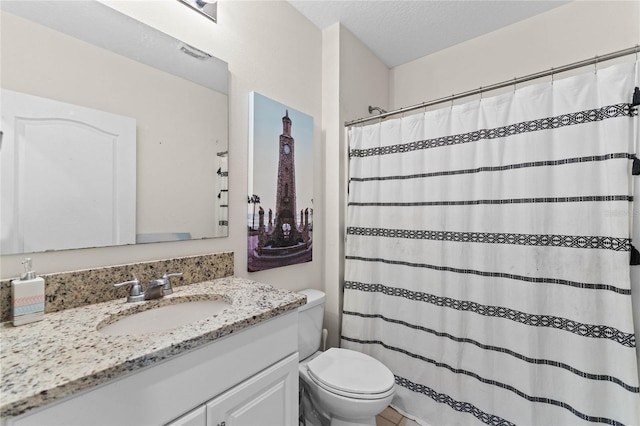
[306,348,395,400]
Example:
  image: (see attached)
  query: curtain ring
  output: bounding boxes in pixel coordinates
[513,78,517,93]
[479,87,483,101]
[450,94,454,109]
[551,68,554,85]
[594,55,598,74]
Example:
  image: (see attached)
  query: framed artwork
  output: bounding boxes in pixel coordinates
[248,92,313,272]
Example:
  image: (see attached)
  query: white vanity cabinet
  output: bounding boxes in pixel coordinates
[169,353,298,426]
[168,407,207,426]
[8,312,299,426]
[205,353,298,426]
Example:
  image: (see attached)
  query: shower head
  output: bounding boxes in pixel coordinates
[368,106,387,115]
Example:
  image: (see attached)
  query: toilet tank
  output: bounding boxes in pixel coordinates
[298,289,325,361]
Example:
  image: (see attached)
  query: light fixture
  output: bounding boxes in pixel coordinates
[179,0,217,23]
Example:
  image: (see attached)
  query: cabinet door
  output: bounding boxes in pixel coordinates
[206,353,298,426]
[166,405,206,426]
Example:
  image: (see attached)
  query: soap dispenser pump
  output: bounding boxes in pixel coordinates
[11,258,45,326]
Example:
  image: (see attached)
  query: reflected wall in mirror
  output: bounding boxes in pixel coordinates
[0,0,229,255]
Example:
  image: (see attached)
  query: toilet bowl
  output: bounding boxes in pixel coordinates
[298,290,395,426]
[300,349,395,426]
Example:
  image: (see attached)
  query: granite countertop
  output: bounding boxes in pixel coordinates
[0,277,306,420]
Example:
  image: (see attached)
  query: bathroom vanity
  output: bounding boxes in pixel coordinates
[0,278,305,426]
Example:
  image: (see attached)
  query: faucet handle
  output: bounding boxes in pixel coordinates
[113,273,145,302]
[163,272,183,279]
[160,272,183,295]
[113,274,139,289]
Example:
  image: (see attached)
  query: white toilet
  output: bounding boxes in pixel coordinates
[298,289,395,426]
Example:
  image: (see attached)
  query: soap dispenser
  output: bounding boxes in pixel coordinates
[11,258,45,326]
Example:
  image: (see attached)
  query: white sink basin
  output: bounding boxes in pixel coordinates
[99,300,231,336]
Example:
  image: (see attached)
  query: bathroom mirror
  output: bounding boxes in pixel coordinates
[0,0,229,255]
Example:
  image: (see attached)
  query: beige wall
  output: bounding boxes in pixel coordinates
[3,0,638,355]
[1,12,227,242]
[321,23,342,348]
[391,1,640,109]
[1,0,324,305]
[322,24,390,347]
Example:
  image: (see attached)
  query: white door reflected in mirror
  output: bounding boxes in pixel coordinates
[0,89,136,254]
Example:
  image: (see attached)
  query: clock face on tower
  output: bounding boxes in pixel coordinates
[283,144,290,155]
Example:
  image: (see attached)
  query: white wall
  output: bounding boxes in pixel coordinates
[1,0,324,302]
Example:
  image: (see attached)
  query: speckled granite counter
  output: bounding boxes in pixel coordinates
[0,252,235,323]
[0,277,306,420]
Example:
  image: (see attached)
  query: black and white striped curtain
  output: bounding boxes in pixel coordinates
[342,61,640,425]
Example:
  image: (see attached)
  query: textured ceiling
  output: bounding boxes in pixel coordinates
[288,1,571,68]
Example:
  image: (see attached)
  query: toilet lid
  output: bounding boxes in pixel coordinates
[306,348,395,396]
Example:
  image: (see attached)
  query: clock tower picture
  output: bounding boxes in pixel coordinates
[248,93,313,272]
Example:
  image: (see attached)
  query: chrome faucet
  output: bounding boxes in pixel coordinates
[151,272,183,296]
[144,278,166,300]
[114,272,183,303]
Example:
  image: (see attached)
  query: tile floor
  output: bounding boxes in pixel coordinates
[376,406,420,426]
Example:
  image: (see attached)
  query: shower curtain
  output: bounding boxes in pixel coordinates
[342,61,640,425]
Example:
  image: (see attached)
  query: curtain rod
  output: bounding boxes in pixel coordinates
[345,45,639,127]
